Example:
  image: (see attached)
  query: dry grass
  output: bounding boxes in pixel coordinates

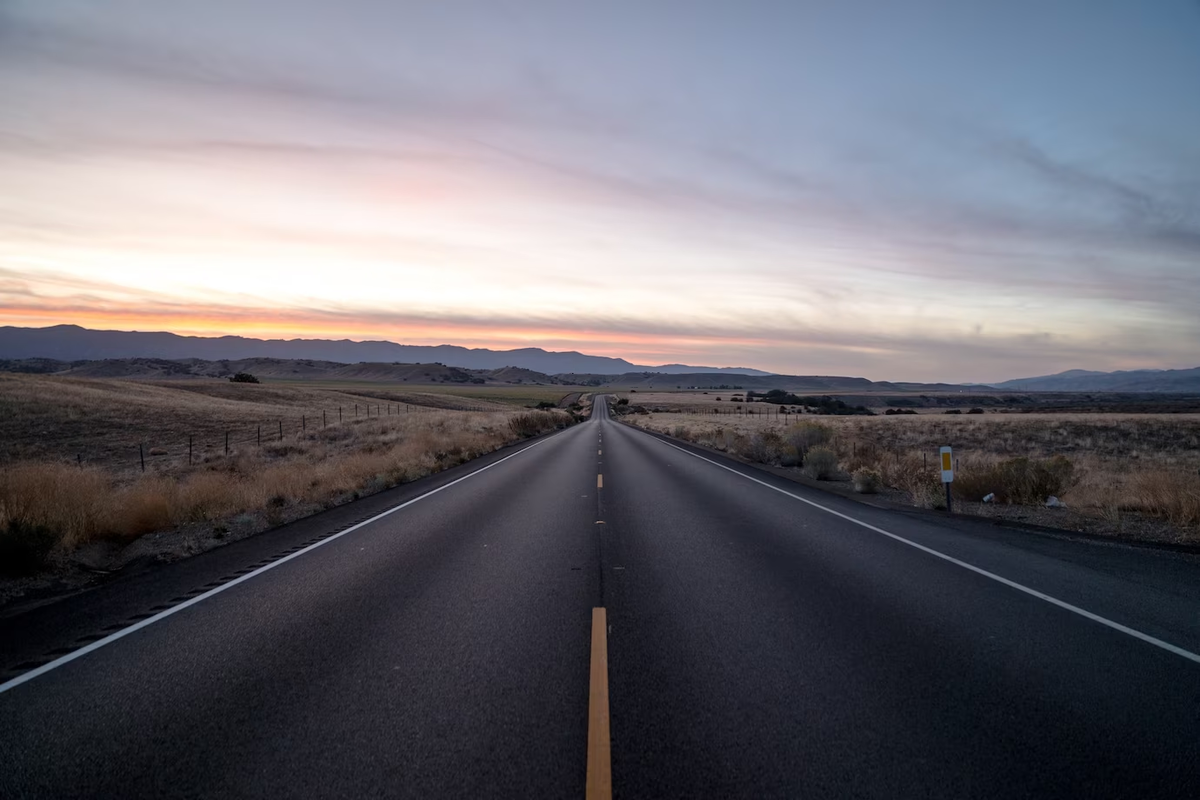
[0,373,577,576]
[0,373,543,468]
[625,411,1200,532]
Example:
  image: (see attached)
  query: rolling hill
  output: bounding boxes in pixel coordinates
[0,357,569,386]
[0,325,773,376]
[0,357,978,394]
[990,368,1200,393]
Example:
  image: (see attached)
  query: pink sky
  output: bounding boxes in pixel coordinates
[2,1,1197,381]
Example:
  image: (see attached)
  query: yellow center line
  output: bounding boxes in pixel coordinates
[597,474,603,489]
[587,608,612,800]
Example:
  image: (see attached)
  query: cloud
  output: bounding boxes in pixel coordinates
[0,7,624,144]
[2,2,1198,381]
[2,265,1196,383]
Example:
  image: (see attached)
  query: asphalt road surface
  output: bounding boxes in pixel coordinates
[3,398,1199,798]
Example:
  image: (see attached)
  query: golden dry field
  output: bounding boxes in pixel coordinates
[0,374,582,581]
[623,407,1200,539]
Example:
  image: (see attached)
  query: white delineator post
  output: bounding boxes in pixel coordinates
[940,446,954,512]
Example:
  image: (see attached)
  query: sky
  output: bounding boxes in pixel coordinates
[1,0,1198,382]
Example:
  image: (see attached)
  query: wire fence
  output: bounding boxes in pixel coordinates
[13,400,512,475]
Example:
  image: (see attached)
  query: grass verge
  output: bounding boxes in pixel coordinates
[622,410,1200,538]
[0,409,573,578]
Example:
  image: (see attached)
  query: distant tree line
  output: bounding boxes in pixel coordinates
[751,390,874,415]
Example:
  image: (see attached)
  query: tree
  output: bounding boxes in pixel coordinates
[229,372,260,384]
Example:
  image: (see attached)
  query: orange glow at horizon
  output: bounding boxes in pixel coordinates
[0,305,780,364]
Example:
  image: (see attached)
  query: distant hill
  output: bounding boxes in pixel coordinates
[556,372,969,393]
[0,357,568,386]
[0,357,974,394]
[991,367,1200,393]
[0,325,773,376]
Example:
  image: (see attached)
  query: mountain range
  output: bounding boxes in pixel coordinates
[989,368,1200,393]
[0,325,772,376]
[2,325,1194,392]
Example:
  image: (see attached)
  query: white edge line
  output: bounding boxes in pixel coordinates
[0,433,561,695]
[648,434,1200,667]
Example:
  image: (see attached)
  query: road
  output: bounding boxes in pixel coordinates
[2,397,1200,798]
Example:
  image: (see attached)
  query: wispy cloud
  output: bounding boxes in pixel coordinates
[1,1,1198,381]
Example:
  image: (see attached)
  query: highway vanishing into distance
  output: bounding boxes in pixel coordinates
[3,398,1200,798]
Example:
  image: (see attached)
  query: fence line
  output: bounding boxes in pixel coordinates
[8,401,519,475]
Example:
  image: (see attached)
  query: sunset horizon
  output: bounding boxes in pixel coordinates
[4,6,1200,793]
[3,1,1198,382]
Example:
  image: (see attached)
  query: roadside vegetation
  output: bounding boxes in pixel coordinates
[0,374,579,581]
[622,408,1200,542]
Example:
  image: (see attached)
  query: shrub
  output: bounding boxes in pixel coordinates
[616,398,629,406]
[967,408,985,415]
[908,472,948,509]
[953,455,1076,504]
[852,468,881,494]
[672,425,694,442]
[229,372,260,384]
[1121,470,1200,527]
[742,429,783,464]
[509,411,564,438]
[0,519,59,576]
[114,480,174,536]
[785,422,832,457]
[944,409,963,415]
[0,463,109,549]
[779,446,802,467]
[802,446,839,480]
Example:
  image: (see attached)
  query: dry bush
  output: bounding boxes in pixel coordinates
[626,411,1200,533]
[802,446,839,480]
[852,468,881,494]
[509,411,567,438]
[0,463,111,549]
[906,471,948,510]
[953,456,1076,504]
[741,429,783,464]
[672,425,694,442]
[0,406,578,575]
[1119,471,1200,527]
[785,422,832,456]
[113,478,175,536]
